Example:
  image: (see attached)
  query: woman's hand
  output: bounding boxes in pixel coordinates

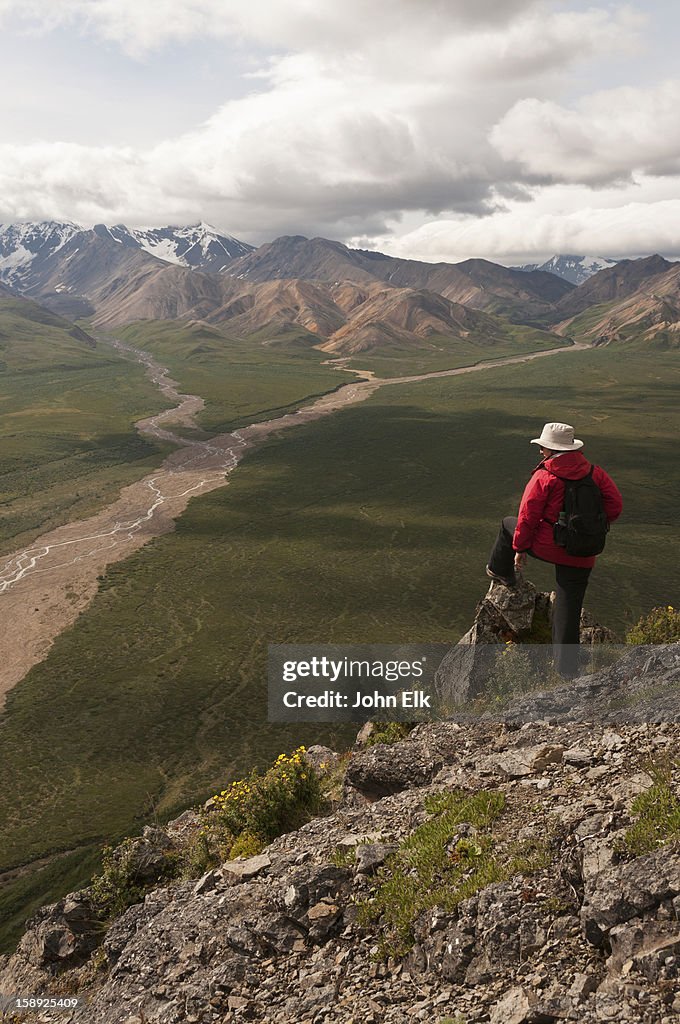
[514,552,527,572]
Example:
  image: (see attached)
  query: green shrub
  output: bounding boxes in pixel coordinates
[92,749,324,911]
[316,752,349,810]
[178,829,218,879]
[330,845,358,869]
[211,746,322,847]
[485,642,539,700]
[228,832,264,859]
[90,838,179,920]
[626,606,680,644]
[481,642,565,704]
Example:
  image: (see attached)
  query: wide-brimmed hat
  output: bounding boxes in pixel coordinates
[530,422,583,451]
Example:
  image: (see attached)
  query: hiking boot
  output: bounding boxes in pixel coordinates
[485,565,518,588]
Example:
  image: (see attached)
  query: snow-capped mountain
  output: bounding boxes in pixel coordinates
[0,221,81,290]
[0,221,254,290]
[102,222,254,271]
[513,254,619,286]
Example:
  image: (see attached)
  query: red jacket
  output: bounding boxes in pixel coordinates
[513,451,623,567]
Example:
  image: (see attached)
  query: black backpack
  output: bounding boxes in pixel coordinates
[549,464,609,557]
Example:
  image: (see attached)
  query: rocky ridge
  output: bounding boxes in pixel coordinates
[0,222,253,292]
[554,261,680,348]
[1,712,679,1023]
[551,255,673,322]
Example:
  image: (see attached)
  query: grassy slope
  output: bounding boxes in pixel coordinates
[555,300,618,342]
[0,299,172,557]
[1,346,678,950]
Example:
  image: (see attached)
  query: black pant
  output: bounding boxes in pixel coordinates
[488,516,592,678]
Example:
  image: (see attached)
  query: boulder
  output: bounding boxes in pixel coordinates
[354,721,376,747]
[608,915,680,981]
[17,890,101,973]
[489,986,540,1024]
[484,577,539,636]
[343,737,444,803]
[221,853,271,884]
[581,849,680,947]
[165,809,202,842]
[280,864,352,923]
[343,721,475,804]
[114,826,176,884]
[484,743,564,778]
[354,842,398,875]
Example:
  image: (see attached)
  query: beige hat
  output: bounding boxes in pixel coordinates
[530,422,583,451]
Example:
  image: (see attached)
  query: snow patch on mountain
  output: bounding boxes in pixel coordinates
[0,221,80,288]
[513,254,619,285]
[111,222,254,271]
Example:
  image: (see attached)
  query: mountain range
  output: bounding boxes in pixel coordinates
[225,234,572,321]
[0,223,573,353]
[0,221,678,355]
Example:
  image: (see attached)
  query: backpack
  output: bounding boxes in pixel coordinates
[549,464,609,557]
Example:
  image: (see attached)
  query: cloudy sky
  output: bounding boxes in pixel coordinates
[0,0,679,264]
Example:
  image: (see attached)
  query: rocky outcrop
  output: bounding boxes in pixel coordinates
[343,724,465,804]
[2,717,680,1024]
[2,890,102,996]
[435,577,616,707]
[113,826,178,884]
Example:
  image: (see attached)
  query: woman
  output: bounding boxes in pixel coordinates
[486,422,623,677]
